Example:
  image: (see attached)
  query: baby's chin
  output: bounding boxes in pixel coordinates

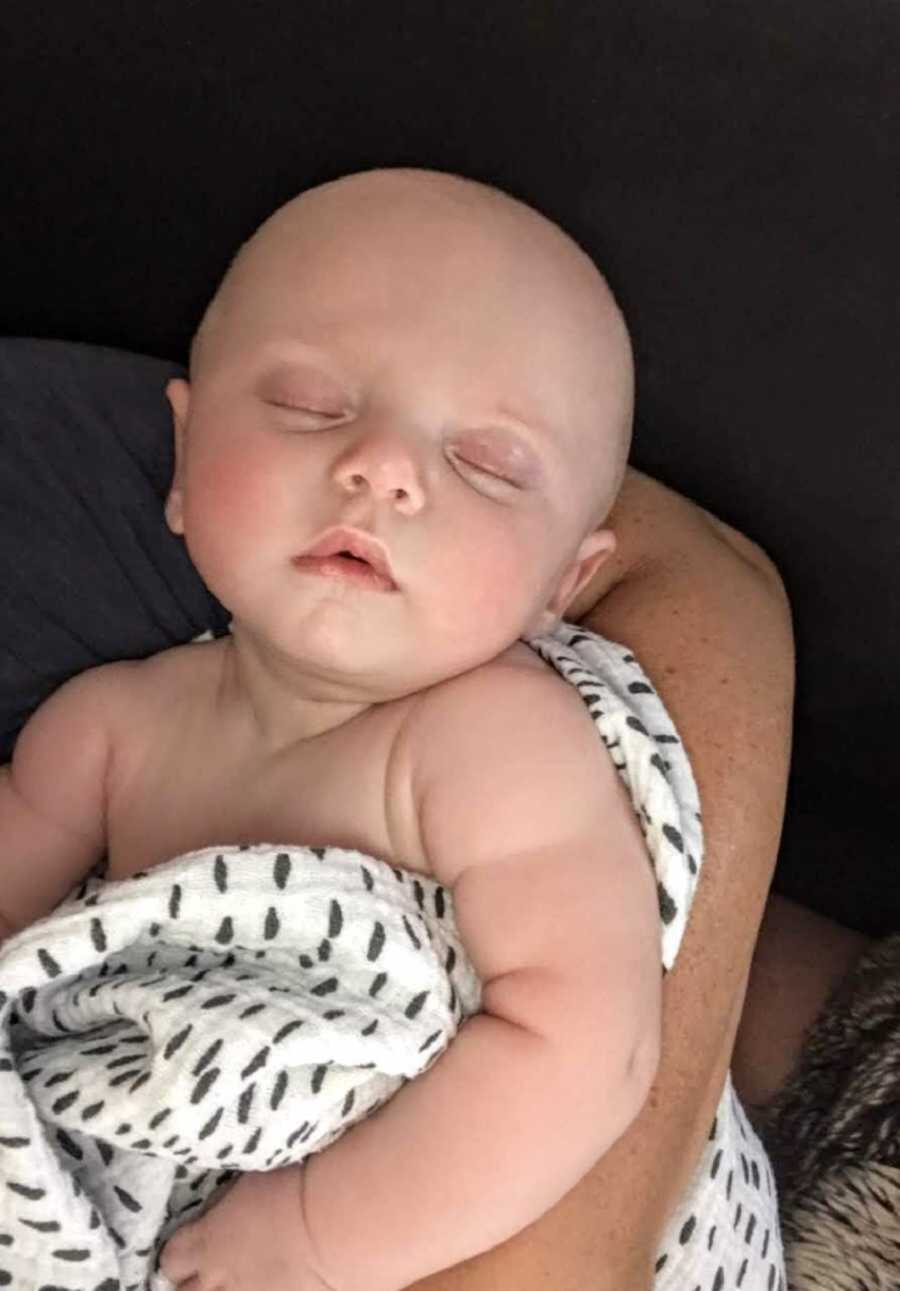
[224,617,418,702]
[228,598,551,692]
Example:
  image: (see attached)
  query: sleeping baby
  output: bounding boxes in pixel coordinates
[0,167,661,1291]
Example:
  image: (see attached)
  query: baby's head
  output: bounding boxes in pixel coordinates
[165,168,633,696]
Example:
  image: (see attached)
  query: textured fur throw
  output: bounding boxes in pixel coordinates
[760,932,900,1289]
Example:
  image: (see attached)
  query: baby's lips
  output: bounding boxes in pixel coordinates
[291,552,398,593]
[301,525,396,586]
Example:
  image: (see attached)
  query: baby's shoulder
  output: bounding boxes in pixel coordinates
[82,638,215,695]
[429,638,573,704]
[77,640,221,745]
[402,639,594,766]
[399,642,623,888]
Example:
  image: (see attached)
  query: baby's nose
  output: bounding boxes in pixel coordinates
[334,432,426,512]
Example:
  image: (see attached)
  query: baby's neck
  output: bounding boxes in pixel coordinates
[213,632,377,752]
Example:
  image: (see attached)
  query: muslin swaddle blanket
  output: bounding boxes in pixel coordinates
[0,623,784,1291]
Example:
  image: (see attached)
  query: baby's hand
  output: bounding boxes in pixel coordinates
[158,1165,335,1291]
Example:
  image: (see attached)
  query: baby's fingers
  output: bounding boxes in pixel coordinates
[158,1221,217,1288]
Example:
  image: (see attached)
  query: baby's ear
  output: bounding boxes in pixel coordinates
[526,529,617,637]
[166,376,191,426]
[164,378,191,536]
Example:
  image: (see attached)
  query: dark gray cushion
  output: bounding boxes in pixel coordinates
[0,339,229,760]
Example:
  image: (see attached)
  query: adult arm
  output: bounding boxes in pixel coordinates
[403,466,795,1290]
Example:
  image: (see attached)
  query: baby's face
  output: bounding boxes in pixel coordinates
[166,171,631,699]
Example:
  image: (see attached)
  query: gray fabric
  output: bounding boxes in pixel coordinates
[0,339,228,763]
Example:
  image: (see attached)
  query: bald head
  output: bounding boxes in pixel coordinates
[191,167,633,528]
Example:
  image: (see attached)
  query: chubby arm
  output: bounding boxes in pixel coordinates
[300,665,662,1291]
[403,467,795,1291]
[0,665,121,944]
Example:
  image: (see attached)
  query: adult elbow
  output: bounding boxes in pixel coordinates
[703,511,790,608]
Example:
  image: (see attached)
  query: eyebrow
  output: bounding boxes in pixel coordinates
[490,402,554,444]
[259,345,352,386]
[259,341,330,364]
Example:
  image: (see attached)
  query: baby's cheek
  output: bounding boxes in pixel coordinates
[187,448,275,544]
[443,530,537,625]
[179,448,285,598]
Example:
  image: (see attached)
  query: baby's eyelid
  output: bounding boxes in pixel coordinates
[449,451,519,489]
[267,400,346,419]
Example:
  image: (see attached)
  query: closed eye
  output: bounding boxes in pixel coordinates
[471,463,514,483]
[268,401,343,417]
[452,455,520,490]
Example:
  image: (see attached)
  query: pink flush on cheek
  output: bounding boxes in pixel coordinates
[190,449,276,539]
[441,528,530,622]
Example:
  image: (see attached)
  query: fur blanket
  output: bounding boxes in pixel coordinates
[760,932,900,1289]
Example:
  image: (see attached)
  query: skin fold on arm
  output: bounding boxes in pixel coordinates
[403,466,795,1291]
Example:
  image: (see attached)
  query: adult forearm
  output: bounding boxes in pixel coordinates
[570,499,794,1273]
[0,766,18,947]
[402,472,794,1291]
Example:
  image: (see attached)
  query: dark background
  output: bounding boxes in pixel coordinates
[2,1,898,930]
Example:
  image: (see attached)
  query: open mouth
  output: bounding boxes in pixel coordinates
[296,525,398,590]
[291,551,397,592]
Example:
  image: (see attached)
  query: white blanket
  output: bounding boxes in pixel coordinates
[0,843,482,1289]
[0,625,779,1290]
